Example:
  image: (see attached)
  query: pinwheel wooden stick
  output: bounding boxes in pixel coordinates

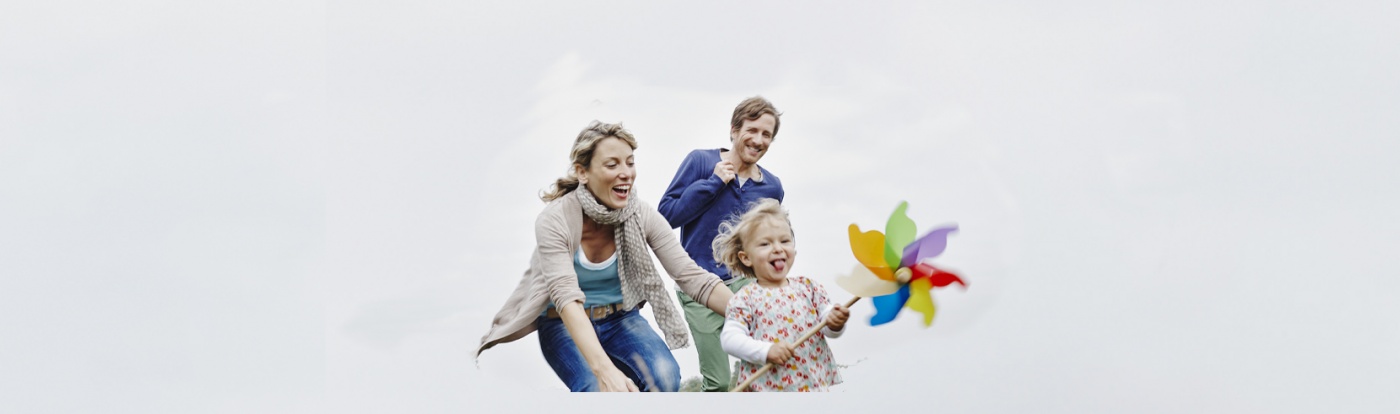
[733,296,861,392]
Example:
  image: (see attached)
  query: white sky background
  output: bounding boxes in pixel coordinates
[2,0,1398,413]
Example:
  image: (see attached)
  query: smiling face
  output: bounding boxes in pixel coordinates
[729,113,776,167]
[575,137,635,209]
[737,217,797,287]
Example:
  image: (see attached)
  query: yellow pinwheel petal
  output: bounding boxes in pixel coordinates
[848,224,895,280]
[906,278,937,326]
[835,264,902,297]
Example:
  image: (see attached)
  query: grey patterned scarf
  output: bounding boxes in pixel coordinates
[574,189,689,349]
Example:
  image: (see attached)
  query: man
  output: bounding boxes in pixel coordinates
[658,96,784,391]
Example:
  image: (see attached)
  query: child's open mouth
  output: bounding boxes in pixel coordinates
[770,258,786,273]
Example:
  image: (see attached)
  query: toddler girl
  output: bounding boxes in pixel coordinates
[715,198,850,392]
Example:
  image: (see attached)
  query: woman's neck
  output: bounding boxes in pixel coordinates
[579,216,617,263]
[581,215,612,236]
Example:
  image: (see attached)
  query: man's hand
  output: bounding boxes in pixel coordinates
[713,159,737,184]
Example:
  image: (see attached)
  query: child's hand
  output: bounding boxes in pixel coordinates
[766,341,795,365]
[826,303,850,331]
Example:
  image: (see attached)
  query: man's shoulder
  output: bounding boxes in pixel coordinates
[760,166,782,182]
[757,166,784,188]
[684,148,724,163]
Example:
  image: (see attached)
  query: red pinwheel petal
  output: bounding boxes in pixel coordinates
[912,262,967,288]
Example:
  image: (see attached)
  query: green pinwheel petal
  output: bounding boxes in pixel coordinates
[883,201,916,269]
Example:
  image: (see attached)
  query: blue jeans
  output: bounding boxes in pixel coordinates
[536,308,681,392]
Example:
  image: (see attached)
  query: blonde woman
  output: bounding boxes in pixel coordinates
[476,121,733,392]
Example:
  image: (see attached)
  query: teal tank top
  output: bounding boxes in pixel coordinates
[545,248,624,312]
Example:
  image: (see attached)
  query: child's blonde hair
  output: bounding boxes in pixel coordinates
[711,198,793,279]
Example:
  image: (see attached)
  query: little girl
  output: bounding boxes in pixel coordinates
[715,199,850,392]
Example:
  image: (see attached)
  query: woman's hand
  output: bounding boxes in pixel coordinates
[593,365,639,392]
[826,303,850,331]
[765,341,795,365]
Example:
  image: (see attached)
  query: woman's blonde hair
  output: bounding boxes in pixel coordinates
[540,120,639,202]
[711,198,792,278]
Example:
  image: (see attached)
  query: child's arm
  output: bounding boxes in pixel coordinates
[721,319,780,364]
[805,276,849,338]
[721,292,792,364]
[819,303,850,338]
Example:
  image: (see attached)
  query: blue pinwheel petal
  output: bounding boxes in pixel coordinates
[868,284,911,326]
[899,225,958,268]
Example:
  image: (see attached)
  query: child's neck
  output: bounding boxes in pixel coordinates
[754,276,789,289]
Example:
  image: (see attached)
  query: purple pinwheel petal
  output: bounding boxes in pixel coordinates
[900,225,958,268]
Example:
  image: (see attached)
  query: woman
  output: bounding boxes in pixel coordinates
[475,121,733,392]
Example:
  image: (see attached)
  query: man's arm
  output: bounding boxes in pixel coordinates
[657,150,727,228]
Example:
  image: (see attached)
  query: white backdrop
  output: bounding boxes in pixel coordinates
[2,1,1397,413]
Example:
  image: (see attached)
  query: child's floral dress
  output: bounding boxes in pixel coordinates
[727,275,843,392]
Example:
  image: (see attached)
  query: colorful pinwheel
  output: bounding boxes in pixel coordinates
[836,201,966,326]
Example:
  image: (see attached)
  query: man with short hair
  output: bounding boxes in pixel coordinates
[659,96,785,392]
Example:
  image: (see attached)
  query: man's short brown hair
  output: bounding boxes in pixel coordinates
[730,96,782,138]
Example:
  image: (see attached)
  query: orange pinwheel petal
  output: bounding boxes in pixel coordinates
[848,224,895,281]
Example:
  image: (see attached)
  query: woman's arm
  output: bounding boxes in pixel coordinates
[558,301,638,392]
[641,207,723,305]
[704,286,733,315]
[534,207,635,391]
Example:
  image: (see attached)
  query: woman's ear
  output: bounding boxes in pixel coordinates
[737,250,752,267]
[574,164,587,184]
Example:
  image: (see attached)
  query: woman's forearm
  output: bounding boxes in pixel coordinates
[704,285,733,315]
[557,301,613,371]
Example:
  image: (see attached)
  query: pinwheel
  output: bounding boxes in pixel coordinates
[735,201,966,391]
[836,201,966,326]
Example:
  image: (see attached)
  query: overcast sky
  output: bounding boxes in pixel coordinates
[2,1,1398,413]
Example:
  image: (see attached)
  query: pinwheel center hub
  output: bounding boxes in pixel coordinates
[895,267,912,284]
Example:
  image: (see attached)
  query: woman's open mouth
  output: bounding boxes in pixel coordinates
[612,184,630,200]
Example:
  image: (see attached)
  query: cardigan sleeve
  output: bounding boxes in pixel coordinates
[536,206,585,310]
[641,204,721,305]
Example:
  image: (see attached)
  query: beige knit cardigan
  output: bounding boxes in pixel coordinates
[475,193,724,359]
